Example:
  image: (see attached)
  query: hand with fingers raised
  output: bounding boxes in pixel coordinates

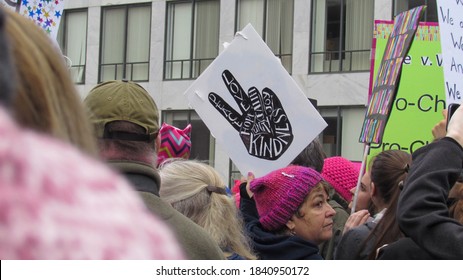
[208,70,293,160]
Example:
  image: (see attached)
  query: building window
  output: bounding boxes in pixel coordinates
[229,161,241,189]
[321,116,341,157]
[57,9,87,84]
[161,110,215,164]
[164,0,220,80]
[99,4,151,82]
[310,0,374,73]
[236,0,294,74]
[394,0,437,22]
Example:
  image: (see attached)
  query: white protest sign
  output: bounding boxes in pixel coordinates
[437,0,463,104]
[0,0,65,40]
[184,24,327,177]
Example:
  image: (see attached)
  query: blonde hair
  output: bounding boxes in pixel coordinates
[159,159,256,260]
[5,9,97,156]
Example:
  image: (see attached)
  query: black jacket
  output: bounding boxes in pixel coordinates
[398,137,463,259]
[376,238,434,260]
[334,220,376,259]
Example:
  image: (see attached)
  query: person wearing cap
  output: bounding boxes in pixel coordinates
[84,80,224,260]
[239,165,336,259]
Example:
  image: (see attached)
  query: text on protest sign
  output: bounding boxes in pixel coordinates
[184,24,326,177]
[437,0,463,104]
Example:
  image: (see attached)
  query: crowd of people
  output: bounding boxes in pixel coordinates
[0,6,462,259]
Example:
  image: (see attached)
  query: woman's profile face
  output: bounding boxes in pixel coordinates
[348,171,372,212]
[288,186,336,245]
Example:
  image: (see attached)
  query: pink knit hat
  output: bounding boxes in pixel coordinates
[157,123,192,166]
[250,165,323,231]
[321,156,359,202]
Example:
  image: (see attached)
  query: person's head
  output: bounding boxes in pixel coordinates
[84,80,160,165]
[4,8,97,156]
[159,159,256,259]
[321,156,360,203]
[290,137,326,172]
[250,165,336,245]
[157,123,192,167]
[369,150,412,210]
[349,164,374,213]
[358,150,412,259]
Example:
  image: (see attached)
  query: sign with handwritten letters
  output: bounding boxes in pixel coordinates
[367,20,445,163]
[184,24,327,177]
[0,0,65,39]
[437,0,463,105]
[359,6,425,144]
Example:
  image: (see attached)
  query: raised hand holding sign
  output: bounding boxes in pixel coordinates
[184,24,326,177]
[209,70,293,160]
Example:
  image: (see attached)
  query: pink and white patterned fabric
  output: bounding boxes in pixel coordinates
[0,107,184,259]
[157,123,192,167]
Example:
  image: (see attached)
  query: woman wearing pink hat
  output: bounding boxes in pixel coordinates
[239,165,336,259]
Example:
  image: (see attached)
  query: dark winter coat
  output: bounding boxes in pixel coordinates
[109,161,225,260]
[397,137,463,259]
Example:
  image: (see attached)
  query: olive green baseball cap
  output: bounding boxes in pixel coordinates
[84,80,159,141]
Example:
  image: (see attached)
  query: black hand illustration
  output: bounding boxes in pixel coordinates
[209,70,293,160]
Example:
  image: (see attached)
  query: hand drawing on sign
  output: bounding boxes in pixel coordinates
[209,70,293,160]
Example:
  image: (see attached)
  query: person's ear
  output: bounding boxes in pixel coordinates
[286,216,296,232]
[370,182,376,198]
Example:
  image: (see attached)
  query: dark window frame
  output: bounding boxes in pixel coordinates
[234,0,294,74]
[392,0,438,22]
[58,8,88,84]
[163,0,220,81]
[98,3,152,83]
[309,0,373,74]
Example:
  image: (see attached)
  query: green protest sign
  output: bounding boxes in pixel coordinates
[367,21,445,164]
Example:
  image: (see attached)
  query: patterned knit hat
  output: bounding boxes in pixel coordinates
[321,156,359,202]
[157,123,192,166]
[250,165,323,231]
